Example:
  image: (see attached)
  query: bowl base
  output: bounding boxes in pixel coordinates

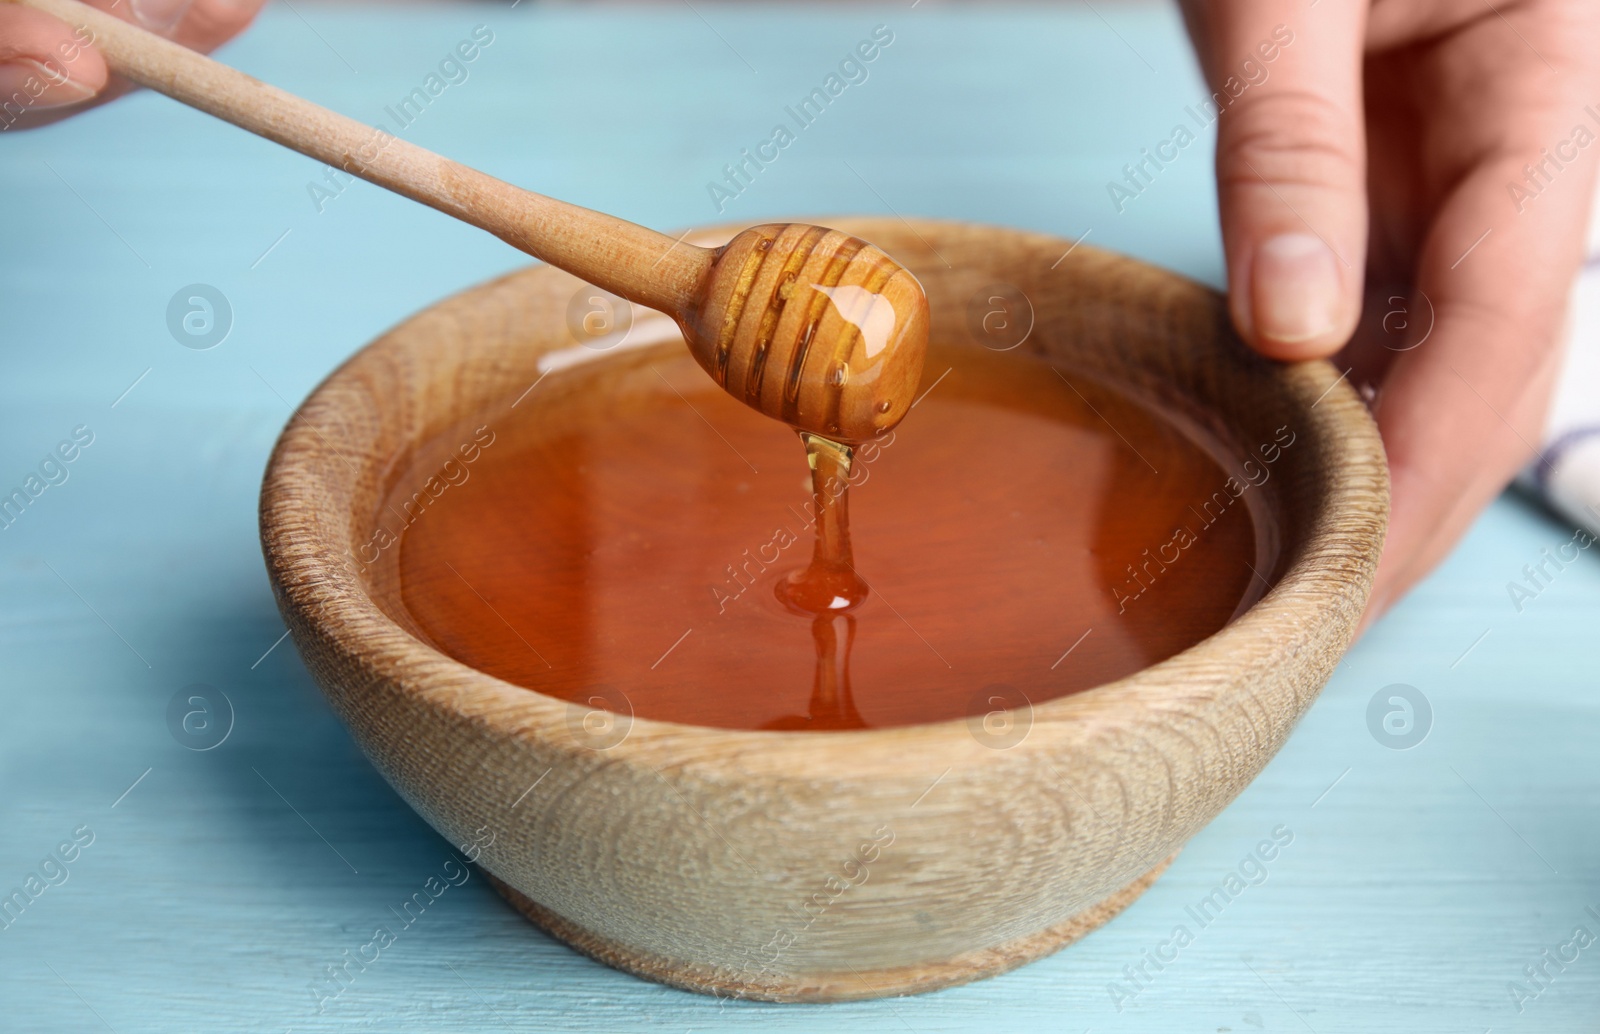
[484,854,1174,1003]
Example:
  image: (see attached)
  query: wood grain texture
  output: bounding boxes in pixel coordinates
[258,218,1388,1001]
[483,855,1176,1000]
[688,222,929,442]
[5,7,1598,1031]
[4,0,927,442]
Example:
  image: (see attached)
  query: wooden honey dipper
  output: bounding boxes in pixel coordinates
[14,0,930,443]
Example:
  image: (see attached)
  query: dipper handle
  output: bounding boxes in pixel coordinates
[9,0,929,441]
[10,0,710,314]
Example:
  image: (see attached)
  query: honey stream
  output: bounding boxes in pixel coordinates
[767,433,870,730]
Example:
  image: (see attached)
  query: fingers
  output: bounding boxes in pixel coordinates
[167,0,269,55]
[1194,1,1370,359]
[1362,2,1600,622]
[0,0,265,130]
[1367,329,1565,625]
[1365,147,1598,622]
[78,0,267,56]
[0,6,107,117]
[1372,305,1565,603]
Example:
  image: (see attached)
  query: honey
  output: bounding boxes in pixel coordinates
[383,342,1274,732]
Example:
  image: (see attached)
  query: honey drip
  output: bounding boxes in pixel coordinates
[768,433,868,730]
[775,433,868,615]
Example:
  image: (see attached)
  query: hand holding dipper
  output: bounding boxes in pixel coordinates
[0,0,930,444]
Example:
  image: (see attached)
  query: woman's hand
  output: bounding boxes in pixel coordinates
[0,0,264,130]
[1180,0,1600,622]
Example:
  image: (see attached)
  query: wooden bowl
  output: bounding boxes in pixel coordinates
[260,218,1387,1002]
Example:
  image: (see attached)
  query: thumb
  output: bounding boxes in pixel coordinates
[1200,4,1368,360]
[0,6,109,123]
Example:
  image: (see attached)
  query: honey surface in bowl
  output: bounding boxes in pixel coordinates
[382,343,1276,731]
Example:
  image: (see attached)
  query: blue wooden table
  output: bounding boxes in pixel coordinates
[3,3,1597,1031]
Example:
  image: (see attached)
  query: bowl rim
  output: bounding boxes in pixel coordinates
[260,216,1388,780]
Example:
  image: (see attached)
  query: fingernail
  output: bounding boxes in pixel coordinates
[130,0,195,31]
[1251,233,1342,345]
[0,59,96,111]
